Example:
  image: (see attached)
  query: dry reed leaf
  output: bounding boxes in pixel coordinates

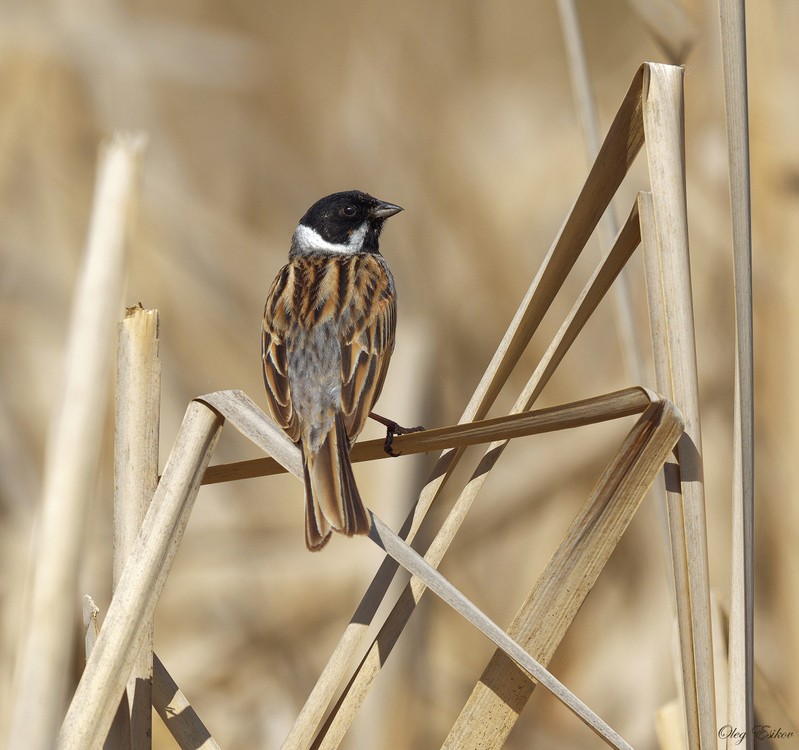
[8,133,146,750]
[718,0,755,740]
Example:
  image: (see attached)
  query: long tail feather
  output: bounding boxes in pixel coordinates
[303,454,332,551]
[303,414,371,550]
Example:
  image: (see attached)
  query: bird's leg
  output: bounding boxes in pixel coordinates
[369,411,424,457]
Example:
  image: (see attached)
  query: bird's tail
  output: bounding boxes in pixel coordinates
[303,414,371,551]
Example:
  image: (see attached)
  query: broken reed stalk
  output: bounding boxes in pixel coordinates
[718,0,755,742]
[7,133,146,750]
[57,401,223,750]
[111,305,161,748]
[280,64,649,750]
[642,63,717,749]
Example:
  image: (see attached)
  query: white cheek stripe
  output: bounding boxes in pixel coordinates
[294,222,368,255]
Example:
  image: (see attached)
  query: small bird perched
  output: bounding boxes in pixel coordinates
[261,190,403,550]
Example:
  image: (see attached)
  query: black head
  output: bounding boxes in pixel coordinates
[290,190,403,257]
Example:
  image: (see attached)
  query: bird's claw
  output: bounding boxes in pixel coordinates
[383,421,424,457]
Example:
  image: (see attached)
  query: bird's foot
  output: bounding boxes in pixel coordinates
[369,412,424,457]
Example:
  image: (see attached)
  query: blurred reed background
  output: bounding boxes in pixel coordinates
[1,0,797,748]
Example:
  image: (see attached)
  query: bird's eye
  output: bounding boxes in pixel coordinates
[341,205,357,218]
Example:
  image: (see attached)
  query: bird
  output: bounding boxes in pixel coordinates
[261,190,403,550]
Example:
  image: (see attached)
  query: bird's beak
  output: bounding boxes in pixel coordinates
[371,201,403,219]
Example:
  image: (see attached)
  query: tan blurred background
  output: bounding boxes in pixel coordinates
[1,0,797,747]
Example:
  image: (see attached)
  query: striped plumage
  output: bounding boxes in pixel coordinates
[261,191,401,550]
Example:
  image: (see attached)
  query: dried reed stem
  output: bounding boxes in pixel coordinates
[642,64,717,749]
[202,387,652,485]
[7,133,146,750]
[718,0,755,743]
[641,190,699,747]
[57,401,223,749]
[112,305,161,748]
[639,193,699,750]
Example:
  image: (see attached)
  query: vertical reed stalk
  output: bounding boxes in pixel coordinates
[642,65,717,749]
[718,0,755,744]
[110,306,161,748]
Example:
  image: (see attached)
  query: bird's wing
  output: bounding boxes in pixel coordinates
[340,265,396,441]
[262,265,301,442]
